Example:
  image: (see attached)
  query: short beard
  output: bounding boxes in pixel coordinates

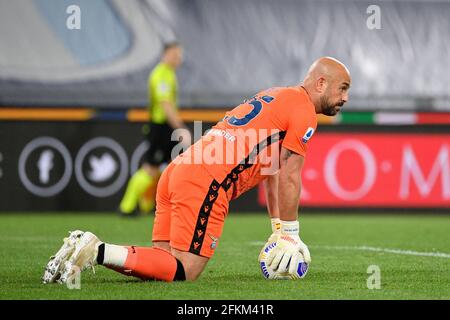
[320,96,337,116]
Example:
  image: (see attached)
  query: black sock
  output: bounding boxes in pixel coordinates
[96,243,105,265]
[173,258,186,281]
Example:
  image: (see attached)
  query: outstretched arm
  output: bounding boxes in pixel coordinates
[266,146,311,276]
[263,172,279,219]
[161,101,191,146]
[278,147,304,221]
[161,101,185,130]
[259,174,281,254]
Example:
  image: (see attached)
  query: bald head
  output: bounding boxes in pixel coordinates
[303,57,351,116]
[305,57,350,83]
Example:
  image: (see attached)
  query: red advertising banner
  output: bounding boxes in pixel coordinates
[258,133,450,207]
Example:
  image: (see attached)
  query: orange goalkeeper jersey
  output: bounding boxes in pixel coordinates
[176,86,317,200]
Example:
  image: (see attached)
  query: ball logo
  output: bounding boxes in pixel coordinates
[298,262,308,276]
[302,127,315,144]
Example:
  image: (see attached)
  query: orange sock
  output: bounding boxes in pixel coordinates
[121,246,185,282]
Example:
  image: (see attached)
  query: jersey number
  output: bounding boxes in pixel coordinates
[227,95,274,126]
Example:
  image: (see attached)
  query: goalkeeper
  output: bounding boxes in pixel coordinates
[44,57,351,283]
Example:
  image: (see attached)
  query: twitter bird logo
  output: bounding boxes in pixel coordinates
[88,153,117,182]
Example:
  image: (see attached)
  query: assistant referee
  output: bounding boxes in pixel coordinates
[120,42,190,216]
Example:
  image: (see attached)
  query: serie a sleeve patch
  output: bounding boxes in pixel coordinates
[301,127,315,143]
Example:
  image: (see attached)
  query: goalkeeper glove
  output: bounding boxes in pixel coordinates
[266,220,311,275]
[258,218,281,261]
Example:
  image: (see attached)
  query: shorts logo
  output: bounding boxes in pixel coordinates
[302,127,315,144]
[208,234,219,250]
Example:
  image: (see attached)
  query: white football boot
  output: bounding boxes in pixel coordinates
[42,230,85,284]
[58,231,102,284]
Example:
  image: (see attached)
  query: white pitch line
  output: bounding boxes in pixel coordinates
[249,242,450,259]
[314,245,450,259]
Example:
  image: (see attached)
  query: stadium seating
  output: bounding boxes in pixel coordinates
[0,0,449,110]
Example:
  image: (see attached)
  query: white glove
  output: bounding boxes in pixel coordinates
[266,220,311,275]
[258,218,281,262]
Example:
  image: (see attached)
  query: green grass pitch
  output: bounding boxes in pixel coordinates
[0,212,449,300]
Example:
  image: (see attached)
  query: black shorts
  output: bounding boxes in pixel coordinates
[145,123,177,166]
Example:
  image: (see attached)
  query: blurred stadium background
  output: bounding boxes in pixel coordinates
[1,0,449,212]
[1,0,449,300]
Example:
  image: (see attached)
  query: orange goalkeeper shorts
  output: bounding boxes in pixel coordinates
[152,161,229,258]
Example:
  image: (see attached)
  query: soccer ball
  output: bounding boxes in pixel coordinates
[259,242,309,280]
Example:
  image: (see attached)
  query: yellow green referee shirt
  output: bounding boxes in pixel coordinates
[148,62,178,124]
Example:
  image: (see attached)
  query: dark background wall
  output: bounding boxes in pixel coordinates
[2,120,449,212]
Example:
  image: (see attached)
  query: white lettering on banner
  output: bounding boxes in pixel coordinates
[399,145,450,199]
[324,140,377,201]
